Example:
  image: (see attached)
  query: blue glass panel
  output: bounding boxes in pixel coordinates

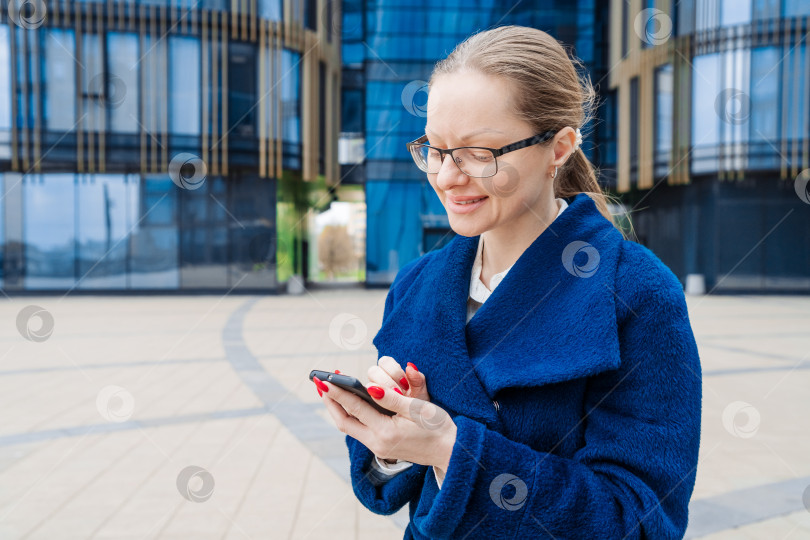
[43,29,76,131]
[23,174,76,289]
[258,0,282,20]
[721,0,751,26]
[784,0,810,17]
[76,174,129,289]
[281,49,301,144]
[0,25,10,132]
[750,47,780,143]
[169,36,201,135]
[108,33,139,134]
[692,53,721,147]
[130,175,179,289]
[655,64,673,158]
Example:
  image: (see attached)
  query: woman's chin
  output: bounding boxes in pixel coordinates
[447,217,488,238]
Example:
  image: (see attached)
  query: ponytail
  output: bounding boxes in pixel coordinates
[555,148,626,238]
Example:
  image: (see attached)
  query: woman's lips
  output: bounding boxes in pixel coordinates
[447,196,488,213]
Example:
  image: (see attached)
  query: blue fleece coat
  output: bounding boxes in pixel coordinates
[345,192,702,539]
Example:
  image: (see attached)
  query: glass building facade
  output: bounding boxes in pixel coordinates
[340,0,614,285]
[610,0,810,292]
[0,0,340,291]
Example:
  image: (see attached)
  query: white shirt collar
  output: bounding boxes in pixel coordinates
[469,198,569,304]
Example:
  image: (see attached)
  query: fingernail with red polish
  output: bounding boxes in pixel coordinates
[393,387,403,395]
[334,369,341,374]
[399,377,410,391]
[367,386,385,399]
[407,362,419,372]
[313,376,328,393]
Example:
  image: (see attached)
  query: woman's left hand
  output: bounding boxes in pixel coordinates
[316,376,457,472]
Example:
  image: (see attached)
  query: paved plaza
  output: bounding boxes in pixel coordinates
[0,288,808,539]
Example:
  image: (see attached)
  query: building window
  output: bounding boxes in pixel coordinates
[43,29,76,132]
[629,76,639,178]
[142,34,168,135]
[23,174,76,289]
[692,53,721,148]
[228,42,257,138]
[784,0,810,17]
[258,0,282,20]
[720,0,751,26]
[76,174,130,288]
[781,44,807,142]
[753,0,781,20]
[15,28,36,129]
[169,36,201,136]
[130,175,179,289]
[0,25,11,131]
[654,64,673,166]
[750,47,780,143]
[81,33,105,132]
[282,49,301,145]
[107,32,139,134]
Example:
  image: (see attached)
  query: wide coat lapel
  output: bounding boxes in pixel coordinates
[372,193,626,428]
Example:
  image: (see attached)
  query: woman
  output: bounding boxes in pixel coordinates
[314,25,702,539]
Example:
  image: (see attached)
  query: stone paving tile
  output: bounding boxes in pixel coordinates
[0,292,808,539]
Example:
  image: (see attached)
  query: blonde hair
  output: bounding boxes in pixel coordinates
[429,25,624,234]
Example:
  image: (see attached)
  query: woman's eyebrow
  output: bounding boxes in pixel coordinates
[424,127,505,141]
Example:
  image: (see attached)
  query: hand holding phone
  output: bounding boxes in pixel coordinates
[309,370,397,416]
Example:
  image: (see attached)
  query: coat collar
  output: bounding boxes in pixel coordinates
[373,193,626,427]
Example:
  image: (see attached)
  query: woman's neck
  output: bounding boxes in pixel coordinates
[480,196,560,287]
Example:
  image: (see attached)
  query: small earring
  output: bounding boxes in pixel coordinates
[551,166,557,179]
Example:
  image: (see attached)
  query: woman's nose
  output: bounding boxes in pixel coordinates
[435,154,470,191]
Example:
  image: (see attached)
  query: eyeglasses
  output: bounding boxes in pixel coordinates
[406,130,557,178]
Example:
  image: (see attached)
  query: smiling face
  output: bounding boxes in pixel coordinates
[424,70,560,238]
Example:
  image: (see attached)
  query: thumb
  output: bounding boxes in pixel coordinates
[406,367,429,400]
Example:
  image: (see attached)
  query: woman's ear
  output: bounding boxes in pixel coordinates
[551,127,577,167]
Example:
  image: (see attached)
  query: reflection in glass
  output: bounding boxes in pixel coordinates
[179,176,229,288]
[108,33,139,133]
[130,176,179,288]
[77,174,130,289]
[44,29,76,131]
[229,175,276,289]
[750,47,779,143]
[81,33,105,132]
[23,174,76,289]
[169,36,201,135]
[142,35,168,135]
[0,25,8,130]
[258,0,282,20]
[654,64,673,173]
[282,49,301,144]
[692,53,721,147]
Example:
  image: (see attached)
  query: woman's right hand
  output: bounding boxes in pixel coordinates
[368,356,429,401]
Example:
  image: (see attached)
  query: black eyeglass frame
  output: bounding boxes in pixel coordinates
[406,129,558,178]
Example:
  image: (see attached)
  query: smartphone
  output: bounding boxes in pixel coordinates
[309,370,397,416]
